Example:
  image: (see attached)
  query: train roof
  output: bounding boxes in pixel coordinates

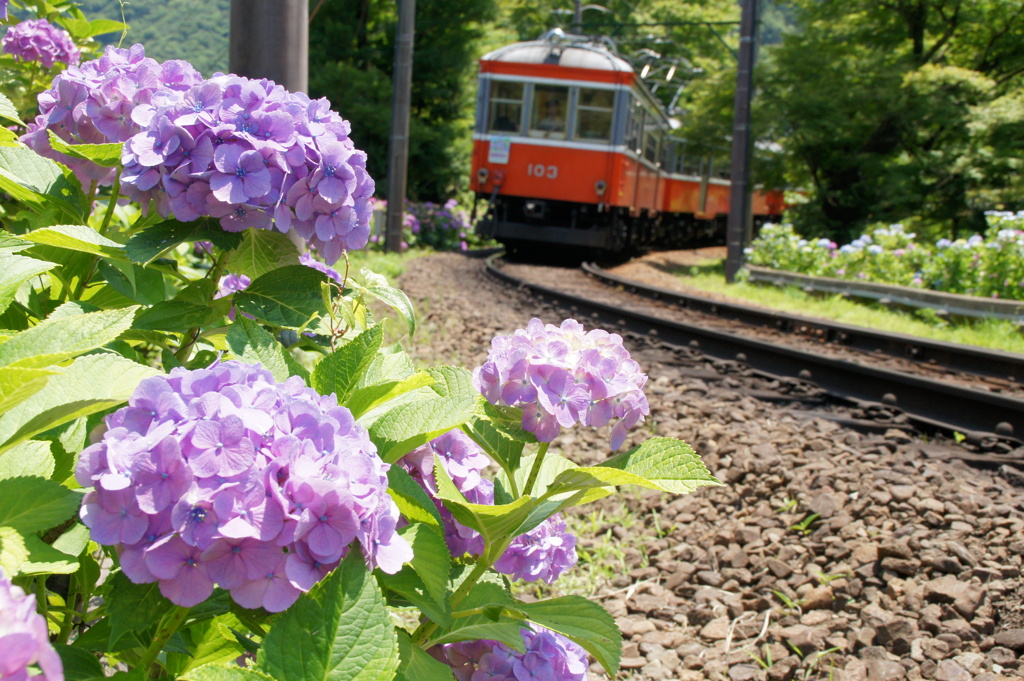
[481,31,634,74]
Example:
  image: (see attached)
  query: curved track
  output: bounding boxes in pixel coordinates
[485,255,1024,446]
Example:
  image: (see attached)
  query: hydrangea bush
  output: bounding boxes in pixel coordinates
[368,197,497,253]
[745,218,1024,301]
[0,6,718,681]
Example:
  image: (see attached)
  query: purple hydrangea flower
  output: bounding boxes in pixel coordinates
[2,19,79,69]
[493,514,577,584]
[0,569,64,681]
[75,360,412,612]
[436,624,587,681]
[400,430,494,558]
[473,319,650,450]
[23,46,376,264]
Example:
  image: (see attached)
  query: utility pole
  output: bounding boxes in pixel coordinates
[229,0,309,94]
[385,0,416,253]
[724,0,757,283]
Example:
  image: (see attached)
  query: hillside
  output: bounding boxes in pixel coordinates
[76,0,229,76]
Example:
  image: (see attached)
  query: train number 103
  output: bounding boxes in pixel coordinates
[527,163,559,179]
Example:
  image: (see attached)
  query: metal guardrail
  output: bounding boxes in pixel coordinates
[746,266,1024,323]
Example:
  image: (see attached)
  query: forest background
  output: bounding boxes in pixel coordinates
[71,0,1024,244]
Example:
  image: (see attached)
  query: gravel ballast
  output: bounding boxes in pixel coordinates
[397,252,1024,681]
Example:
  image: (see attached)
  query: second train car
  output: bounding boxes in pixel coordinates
[470,29,784,256]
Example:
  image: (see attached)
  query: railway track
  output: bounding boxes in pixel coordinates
[484,254,1024,449]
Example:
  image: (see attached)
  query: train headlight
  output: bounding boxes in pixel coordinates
[477,168,489,185]
[595,180,607,196]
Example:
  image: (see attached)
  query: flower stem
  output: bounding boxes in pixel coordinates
[522,442,550,497]
[138,605,190,678]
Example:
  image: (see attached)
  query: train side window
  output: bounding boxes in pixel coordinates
[625,99,643,153]
[643,115,660,164]
[529,85,569,139]
[488,81,524,134]
[574,87,614,142]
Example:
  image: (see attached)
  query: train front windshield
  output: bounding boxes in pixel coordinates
[530,85,569,139]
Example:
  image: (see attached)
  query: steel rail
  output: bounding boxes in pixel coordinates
[485,257,1024,442]
[583,262,1024,386]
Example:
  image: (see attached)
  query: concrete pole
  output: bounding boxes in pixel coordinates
[724,0,757,283]
[229,0,309,94]
[385,0,416,253]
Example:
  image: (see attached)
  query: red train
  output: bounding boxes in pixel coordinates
[469,30,784,256]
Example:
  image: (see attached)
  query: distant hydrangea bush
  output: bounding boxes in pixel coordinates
[22,44,375,263]
[0,569,64,681]
[436,624,588,681]
[1,18,79,68]
[75,360,411,611]
[474,318,650,450]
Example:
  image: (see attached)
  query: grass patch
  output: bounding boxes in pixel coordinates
[664,259,1024,354]
[345,247,430,283]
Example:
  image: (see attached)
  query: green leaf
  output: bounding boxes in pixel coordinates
[257,551,400,681]
[0,476,81,533]
[181,666,276,681]
[433,460,535,557]
[20,533,79,575]
[18,224,128,260]
[97,260,168,305]
[226,316,309,383]
[360,347,415,387]
[134,279,231,332]
[0,440,55,479]
[0,353,161,454]
[0,253,55,315]
[346,371,434,419]
[0,305,139,369]
[395,631,455,681]
[46,131,122,167]
[234,265,329,328]
[602,437,721,494]
[428,582,525,650]
[86,18,129,38]
[225,229,301,279]
[0,93,24,128]
[386,466,443,533]
[0,144,86,221]
[462,416,525,482]
[311,324,383,404]
[0,366,59,414]
[398,523,450,606]
[369,366,477,463]
[125,218,244,265]
[169,615,248,675]
[54,644,107,681]
[0,526,28,577]
[519,596,622,676]
[358,269,416,337]
[107,572,175,647]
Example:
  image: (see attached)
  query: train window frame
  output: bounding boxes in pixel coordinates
[642,106,661,165]
[625,97,644,155]
[573,86,615,143]
[528,84,570,139]
[487,80,525,135]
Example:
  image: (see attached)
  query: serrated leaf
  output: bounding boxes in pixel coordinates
[386,466,443,533]
[225,229,301,279]
[427,582,525,651]
[0,305,139,368]
[181,666,276,681]
[107,572,175,647]
[398,524,451,606]
[358,269,416,336]
[360,347,415,387]
[0,477,81,533]
[0,526,28,576]
[0,365,59,414]
[347,371,434,419]
[234,265,329,328]
[395,631,455,681]
[257,551,400,681]
[0,353,161,454]
[519,596,622,675]
[0,144,86,220]
[369,367,476,464]
[125,218,243,264]
[54,644,106,681]
[46,131,122,167]
[602,437,721,494]
[19,224,128,260]
[0,440,54,480]
[0,253,55,315]
[0,93,23,128]
[170,615,247,675]
[20,533,79,575]
[226,316,309,383]
[311,324,383,404]
[97,260,168,305]
[134,279,231,332]
[462,417,525,482]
